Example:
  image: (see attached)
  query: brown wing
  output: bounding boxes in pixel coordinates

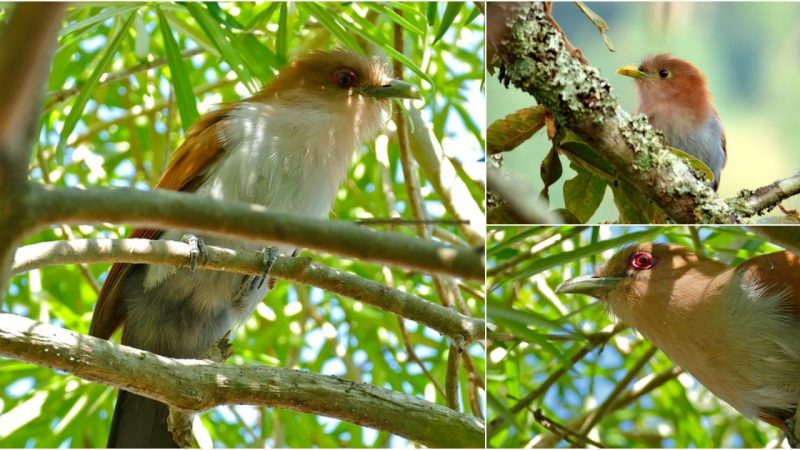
[735,250,800,317]
[89,106,236,339]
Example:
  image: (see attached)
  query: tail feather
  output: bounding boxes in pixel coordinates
[108,390,179,448]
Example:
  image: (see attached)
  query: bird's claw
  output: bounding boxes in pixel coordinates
[182,233,207,275]
[257,246,279,289]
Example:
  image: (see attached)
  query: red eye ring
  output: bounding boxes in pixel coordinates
[630,251,655,270]
[333,68,359,89]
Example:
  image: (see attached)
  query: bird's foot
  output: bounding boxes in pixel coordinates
[203,330,234,363]
[181,233,208,274]
[256,246,279,289]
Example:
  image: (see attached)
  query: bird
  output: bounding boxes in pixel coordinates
[88,48,419,448]
[557,242,800,435]
[617,54,727,190]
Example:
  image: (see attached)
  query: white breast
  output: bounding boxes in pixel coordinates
[144,97,384,290]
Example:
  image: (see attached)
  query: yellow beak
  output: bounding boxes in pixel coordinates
[616,64,648,79]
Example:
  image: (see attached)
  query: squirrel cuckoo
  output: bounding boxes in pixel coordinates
[89,49,418,447]
[557,242,800,436]
[617,54,727,190]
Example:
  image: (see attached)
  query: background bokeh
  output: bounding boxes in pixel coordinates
[488,2,800,222]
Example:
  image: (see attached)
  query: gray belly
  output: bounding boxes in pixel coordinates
[117,264,267,358]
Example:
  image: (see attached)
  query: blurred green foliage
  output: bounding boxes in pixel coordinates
[0,3,485,447]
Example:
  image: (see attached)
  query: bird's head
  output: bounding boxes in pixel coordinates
[617,54,713,123]
[249,49,419,149]
[556,243,729,328]
[255,48,419,110]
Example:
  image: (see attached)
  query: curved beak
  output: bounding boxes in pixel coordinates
[616,64,648,79]
[361,79,421,100]
[556,275,624,299]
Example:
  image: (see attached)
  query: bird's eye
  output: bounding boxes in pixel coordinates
[333,68,359,89]
[630,252,655,270]
[658,69,670,79]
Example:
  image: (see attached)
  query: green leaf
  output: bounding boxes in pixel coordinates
[487,106,546,155]
[493,228,663,289]
[425,2,438,26]
[298,3,362,53]
[276,2,288,59]
[563,164,607,223]
[183,2,259,92]
[611,182,665,224]
[57,11,137,158]
[364,3,425,36]
[465,5,482,25]
[325,5,433,85]
[58,3,142,37]
[157,6,199,129]
[434,2,462,44]
[205,2,245,30]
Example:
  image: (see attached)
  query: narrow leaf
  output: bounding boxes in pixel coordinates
[434,2,462,44]
[157,6,199,129]
[299,3,362,53]
[184,2,258,92]
[58,12,137,157]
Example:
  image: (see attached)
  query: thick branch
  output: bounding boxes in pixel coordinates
[0,4,65,186]
[21,185,484,281]
[11,238,484,343]
[0,4,65,300]
[486,2,735,224]
[0,313,485,448]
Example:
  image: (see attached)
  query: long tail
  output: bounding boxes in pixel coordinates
[107,390,179,448]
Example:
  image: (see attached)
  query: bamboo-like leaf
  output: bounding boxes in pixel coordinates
[364,3,425,36]
[58,3,142,37]
[244,2,281,30]
[326,6,432,84]
[157,6,199,129]
[57,12,137,157]
[425,2,438,26]
[298,3,362,53]
[276,2,288,59]
[493,228,662,289]
[205,2,245,30]
[433,2,462,44]
[184,2,258,92]
[465,5,482,24]
[453,102,484,146]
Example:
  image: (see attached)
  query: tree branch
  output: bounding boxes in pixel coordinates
[0,4,65,300]
[17,185,483,282]
[730,172,800,217]
[0,4,65,186]
[0,313,485,448]
[11,238,485,344]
